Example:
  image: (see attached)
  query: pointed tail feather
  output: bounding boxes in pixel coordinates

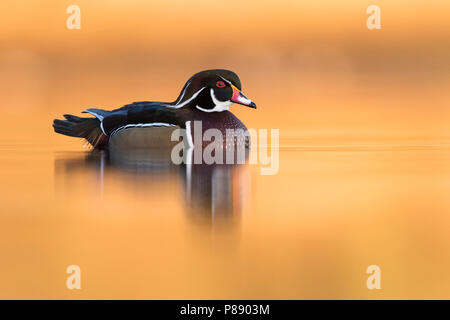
[53,114,108,148]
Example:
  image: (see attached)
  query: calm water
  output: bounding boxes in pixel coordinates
[1,141,450,299]
[1,0,450,300]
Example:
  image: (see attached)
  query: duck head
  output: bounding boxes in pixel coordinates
[170,69,257,112]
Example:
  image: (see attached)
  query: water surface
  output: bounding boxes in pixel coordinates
[1,141,450,299]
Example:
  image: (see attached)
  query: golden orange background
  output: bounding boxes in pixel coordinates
[0,0,450,299]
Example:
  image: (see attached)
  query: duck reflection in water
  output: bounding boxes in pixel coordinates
[54,142,251,225]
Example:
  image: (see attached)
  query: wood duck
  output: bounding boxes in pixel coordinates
[53,69,256,150]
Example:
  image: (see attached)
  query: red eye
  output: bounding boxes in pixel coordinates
[216,81,226,88]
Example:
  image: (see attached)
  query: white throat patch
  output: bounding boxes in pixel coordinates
[195,88,232,113]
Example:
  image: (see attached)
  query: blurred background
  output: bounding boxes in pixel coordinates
[0,0,450,299]
[1,0,449,146]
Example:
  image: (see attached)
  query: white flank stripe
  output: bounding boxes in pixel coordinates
[110,122,176,136]
[185,121,194,148]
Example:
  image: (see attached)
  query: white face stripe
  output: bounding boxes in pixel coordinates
[174,79,191,104]
[110,122,177,136]
[219,75,233,86]
[195,88,232,113]
[166,86,206,109]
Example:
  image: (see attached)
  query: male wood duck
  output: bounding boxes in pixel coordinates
[53,69,256,150]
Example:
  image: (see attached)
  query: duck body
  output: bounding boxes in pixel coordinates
[102,106,249,150]
[53,69,256,150]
